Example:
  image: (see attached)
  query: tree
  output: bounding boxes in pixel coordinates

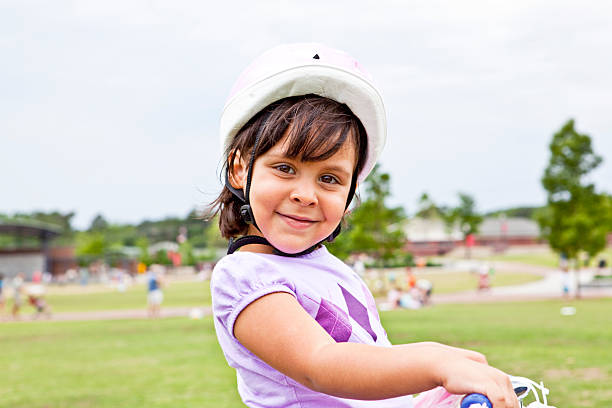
[415,192,442,219]
[179,240,196,266]
[204,215,229,250]
[485,206,541,219]
[328,164,406,264]
[443,192,483,258]
[537,119,610,297]
[452,193,483,236]
[13,210,76,234]
[75,231,107,261]
[89,214,109,231]
[152,249,172,266]
[184,209,211,248]
[136,236,152,266]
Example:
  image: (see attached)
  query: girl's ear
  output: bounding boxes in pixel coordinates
[228,150,247,190]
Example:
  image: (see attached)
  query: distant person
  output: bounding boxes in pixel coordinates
[79,267,90,286]
[353,257,365,277]
[477,263,491,291]
[0,273,5,315]
[147,269,164,318]
[384,285,422,310]
[405,266,416,289]
[65,268,77,284]
[12,273,25,319]
[116,269,127,292]
[399,291,423,309]
[385,285,402,309]
[561,267,571,298]
[559,254,569,271]
[27,284,51,319]
[597,258,608,275]
[42,271,52,284]
[416,278,433,305]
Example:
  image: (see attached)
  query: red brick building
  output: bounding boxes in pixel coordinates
[403,217,543,256]
[0,221,75,279]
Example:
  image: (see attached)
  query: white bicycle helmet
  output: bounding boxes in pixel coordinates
[219,42,386,183]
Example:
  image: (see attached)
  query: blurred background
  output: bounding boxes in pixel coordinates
[1,1,612,407]
[2,0,611,285]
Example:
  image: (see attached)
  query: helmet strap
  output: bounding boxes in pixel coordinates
[223,171,257,226]
[224,110,272,231]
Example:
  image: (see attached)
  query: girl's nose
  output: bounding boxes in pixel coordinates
[289,183,318,206]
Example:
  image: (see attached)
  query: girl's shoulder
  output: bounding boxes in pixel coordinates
[210,252,300,334]
[210,251,295,294]
[212,251,279,275]
[210,246,353,289]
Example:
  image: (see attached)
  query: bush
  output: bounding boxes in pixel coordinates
[365,252,414,268]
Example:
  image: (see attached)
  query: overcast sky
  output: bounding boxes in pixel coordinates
[2,0,611,229]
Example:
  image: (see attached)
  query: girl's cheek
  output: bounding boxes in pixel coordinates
[331,195,348,214]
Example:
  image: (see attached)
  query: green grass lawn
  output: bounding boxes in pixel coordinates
[383,299,612,407]
[5,269,541,316]
[415,270,542,294]
[366,270,542,297]
[0,318,235,408]
[482,247,612,269]
[484,251,560,268]
[7,280,212,314]
[2,298,611,407]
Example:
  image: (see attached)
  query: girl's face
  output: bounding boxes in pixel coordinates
[230,133,356,254]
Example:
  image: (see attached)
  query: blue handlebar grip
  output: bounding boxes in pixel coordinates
[460,393,492,408]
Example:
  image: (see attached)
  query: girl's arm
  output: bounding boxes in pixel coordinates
[234,292,519,408]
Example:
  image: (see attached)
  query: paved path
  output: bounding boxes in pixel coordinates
[433,262,612,304]
[49,306,214,322]
[3,306,214,323]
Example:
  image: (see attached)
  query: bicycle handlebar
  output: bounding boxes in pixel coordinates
[460,393,492,408]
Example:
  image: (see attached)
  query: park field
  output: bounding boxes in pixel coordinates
[5,269,541,315]
[481,247,612,269]
[42,281,212,313]
[2,298,611,407]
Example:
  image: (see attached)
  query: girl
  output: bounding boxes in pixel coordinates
[209,43,518,408]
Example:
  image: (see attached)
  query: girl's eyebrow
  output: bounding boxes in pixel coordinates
[265,151,353,175]
[322,164,352,178]
[265,153,292,160]
[266,154,352,176]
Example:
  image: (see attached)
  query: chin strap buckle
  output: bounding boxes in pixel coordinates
[239,204,255,225]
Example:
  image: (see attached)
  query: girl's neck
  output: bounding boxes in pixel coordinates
[238,242,275,254]
[236,227,275,254]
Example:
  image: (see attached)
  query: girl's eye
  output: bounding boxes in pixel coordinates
[275,164,295,174]
[320,174,340,184]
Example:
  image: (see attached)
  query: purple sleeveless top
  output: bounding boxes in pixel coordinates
[211,246,414,408]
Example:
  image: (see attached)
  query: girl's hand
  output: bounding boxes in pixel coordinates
[437,356,519,408]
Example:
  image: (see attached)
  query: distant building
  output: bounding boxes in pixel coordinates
[403,218,462,256]
[0,221,75,278]
[476,217,542,247]
[403,217,542,256]
[148,241,179,254]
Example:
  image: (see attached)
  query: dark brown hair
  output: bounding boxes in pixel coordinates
[206,95,368,239]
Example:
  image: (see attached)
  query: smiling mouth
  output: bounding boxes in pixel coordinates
[278,212,318,228]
